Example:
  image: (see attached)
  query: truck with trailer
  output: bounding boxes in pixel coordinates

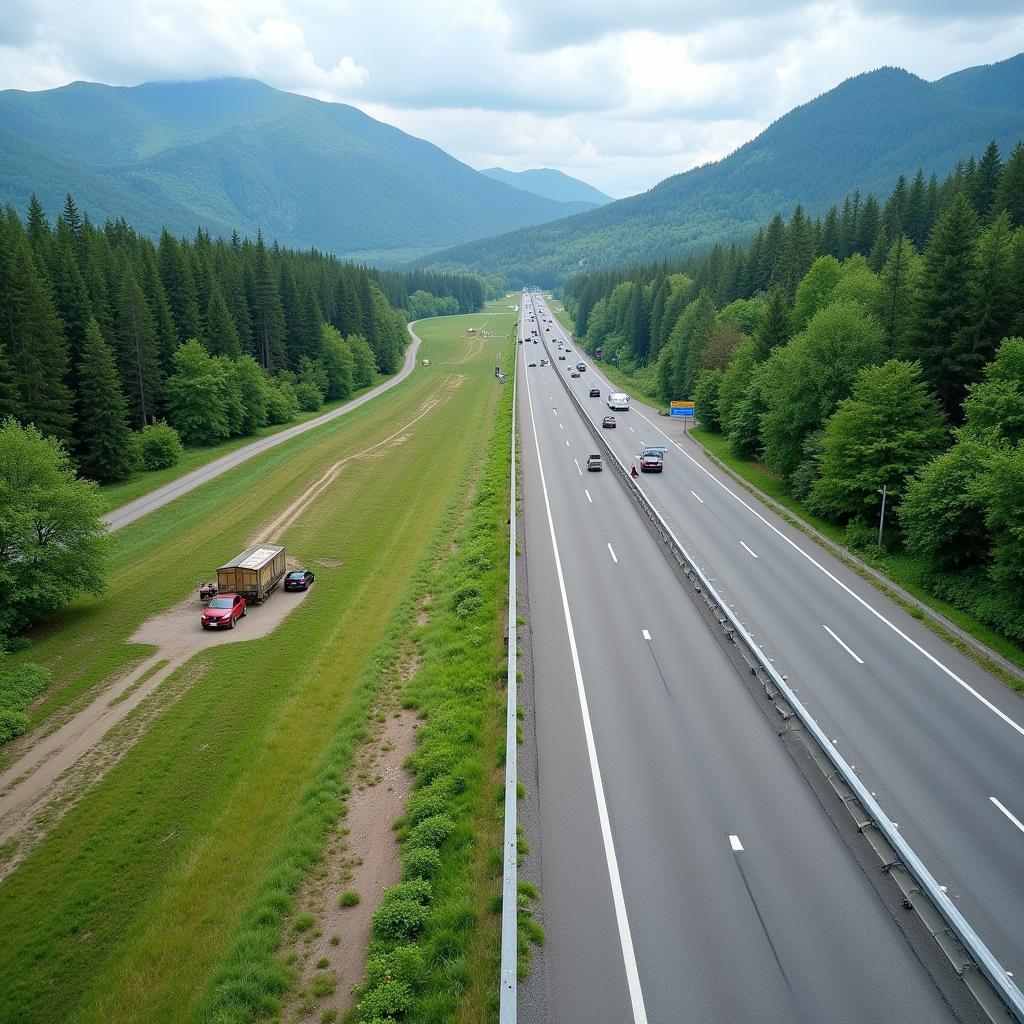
[216,545,287,605]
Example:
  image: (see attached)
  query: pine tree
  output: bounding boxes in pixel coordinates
[76,318,136,483]
[856,194,881,256]
[681,290,717,397]
[838,191,861,258]
[138,241,180,376]
[752,286,790,362]
[875,235,919,356]
[820,206,841,258]
[0,339,18,420]
[113,261,162,426]
[905,170,928,248]
[60,193,84,263]
[910,192,980,417]
[994,141,1024,228]
[251,231,286,371]
[0,210,73,438]
[158,229,202,342]
[204,282,242,358]
[969,210,1016,367]
[25,194,50,262]
[972,141,1002,221]
[758,214,786,291]
[882,174,908,242]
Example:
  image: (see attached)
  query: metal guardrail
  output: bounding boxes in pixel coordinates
[498,322,520,1023]
[541,324,1024,1024]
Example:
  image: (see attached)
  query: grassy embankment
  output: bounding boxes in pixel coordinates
[98,375,388,512]
[0,304,515,1023]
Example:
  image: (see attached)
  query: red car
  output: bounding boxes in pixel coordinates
[201,593,246,629]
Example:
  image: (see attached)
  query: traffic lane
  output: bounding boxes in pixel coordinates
[524,352,951,1023]
[105,330,422,531]
[552,346,1024,974]
[518,349,636,1024]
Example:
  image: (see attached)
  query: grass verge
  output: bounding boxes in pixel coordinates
[692,426,1024,683]
[0,315,512,1023]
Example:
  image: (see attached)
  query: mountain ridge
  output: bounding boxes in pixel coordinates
[480,166,612,206]
[0,77,593,264]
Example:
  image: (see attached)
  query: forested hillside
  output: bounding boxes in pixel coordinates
[0,78,590,265]
[423,53,1024,283]
[0,192,482,487]
[564,139,1024,647]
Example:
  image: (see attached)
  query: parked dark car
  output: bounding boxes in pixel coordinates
[284,569,315,591]
[201,593,246,629]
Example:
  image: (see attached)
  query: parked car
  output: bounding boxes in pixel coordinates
[284,569,315,591]
[602,415,617,428]
[587,454,603,471]
[589,387,601,397]
[201,593,246,629]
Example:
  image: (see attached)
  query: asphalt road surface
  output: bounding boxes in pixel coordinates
[529,294,1024,989]
[103,326,422,532]
[516,297,958,1023]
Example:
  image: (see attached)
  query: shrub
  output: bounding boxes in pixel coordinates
[295,380,324,413]
[359,977,413,1018]
[406,814,455,850]
[371,897,427,943]
[136,420,183,470]
[339,890,360,907]
[401,846,441,881]
[0,662,50,743]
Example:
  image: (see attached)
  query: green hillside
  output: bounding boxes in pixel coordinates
[0,78,588,265]
[422,53,1024,283]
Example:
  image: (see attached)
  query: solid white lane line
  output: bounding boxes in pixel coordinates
[607,543,618,564]
[574,458,582,475]
[740,541,759,559]
[623,403,1024,739]
[690,490,704,504]
[523,340,650,1024]
[642,629,652,641]
[991,797,1024,835]
[585,489,593,503]
[729,834,744,852]
[823,625,864,665]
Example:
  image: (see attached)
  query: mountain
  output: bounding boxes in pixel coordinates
[480,166,612,207]
[422,53,1024,283]
[0,78,591,265]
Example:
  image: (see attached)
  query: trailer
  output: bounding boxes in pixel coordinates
[216,545,286,605]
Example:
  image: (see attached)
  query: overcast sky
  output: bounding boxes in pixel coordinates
[2,1,1024,196]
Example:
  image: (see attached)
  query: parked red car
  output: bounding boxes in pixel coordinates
[201,593,246,629]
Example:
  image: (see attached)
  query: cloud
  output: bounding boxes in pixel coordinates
[0,1,1022,196]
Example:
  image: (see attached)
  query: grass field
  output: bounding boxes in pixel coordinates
[0,303,515,1023]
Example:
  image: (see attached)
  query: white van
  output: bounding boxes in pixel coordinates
[607,392,630,411]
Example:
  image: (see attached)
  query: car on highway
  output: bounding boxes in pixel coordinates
[528,361,537,367]
[640,446,665,473]
[602,415,616,428]
[558,354,566,360]
[540,358,548,366]
[577,362,587,372]
[570,370,581,378]
[201,593,246,629]
[587,454,603,471]
[284,569,315,591]
[589,387,600,397]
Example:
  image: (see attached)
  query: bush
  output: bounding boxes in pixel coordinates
[371,897,427,942]
[406,814,455,850]
[0,662,51,744]
[136,421,183,471]
[266,379,299,424]
[359,978,413,1019]
[401,846,441,880]
[295,380,323,413]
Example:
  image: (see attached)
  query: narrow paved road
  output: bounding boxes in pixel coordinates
[531,293,1024,988]
[104,326,422,531]
[517,297,958,1023]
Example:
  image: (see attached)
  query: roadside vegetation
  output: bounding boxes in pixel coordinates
[0,314,512,1023]
[566,139,1024,660]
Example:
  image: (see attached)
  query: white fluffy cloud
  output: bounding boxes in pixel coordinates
[1,1,1023,195]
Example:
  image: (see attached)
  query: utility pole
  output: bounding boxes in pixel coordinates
[877,483,888,548]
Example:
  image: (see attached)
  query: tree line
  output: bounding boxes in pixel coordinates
[0,194,484,484]
[564,139,1024,646]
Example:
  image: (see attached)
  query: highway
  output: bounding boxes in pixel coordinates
[528,293,1024,990]
[103,327,422,531]
[515,296,959,1023]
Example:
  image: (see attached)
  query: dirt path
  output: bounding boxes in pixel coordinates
[0,588,312,870]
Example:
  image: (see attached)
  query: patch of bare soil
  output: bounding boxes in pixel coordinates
[279,655,422,1022]
[0,586,311,864]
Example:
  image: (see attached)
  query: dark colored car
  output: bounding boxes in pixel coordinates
[528,361,537,367]
[587,454,603,471]
[201,593,246,629]
[577,362,587,372]
[558,354,566,360]
[570,370,581,378]
[589,387,601,397]
[285,569,315,591]
[602,415,616,428]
